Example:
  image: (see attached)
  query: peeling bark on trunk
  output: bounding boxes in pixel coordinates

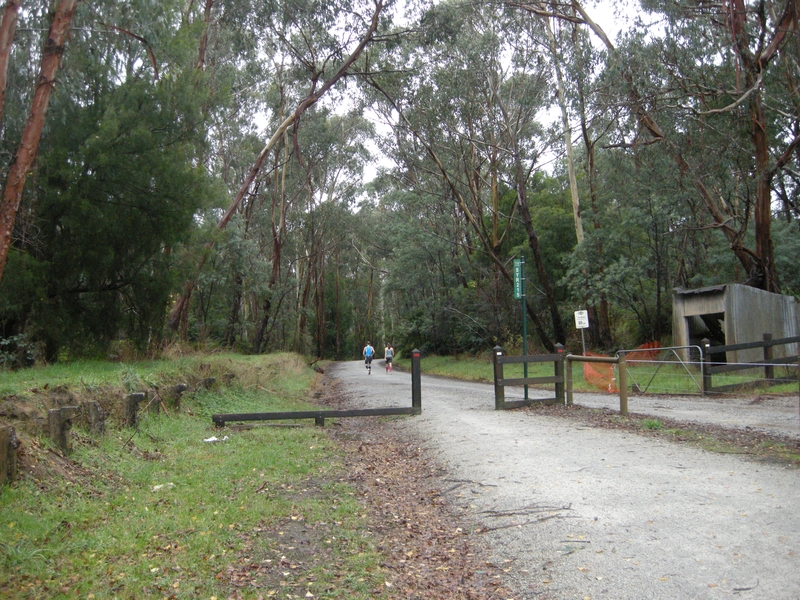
[0,0,78,283]
[0,0,22,127]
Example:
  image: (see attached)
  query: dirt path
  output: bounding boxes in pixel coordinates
[330,360,800,599]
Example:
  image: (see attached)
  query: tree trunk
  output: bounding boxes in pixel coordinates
[167,0,385,328]
[223,271,242,347]
[0,0,78,283]
[0,0,22,127]
[196,0,214,70]
[546,13,583,244]
[335,243,341,359]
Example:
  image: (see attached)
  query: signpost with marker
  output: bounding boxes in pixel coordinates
[574,309,589,355]
[513,257,528,400]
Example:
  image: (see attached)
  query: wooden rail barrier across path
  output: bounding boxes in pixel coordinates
[212,350,423,427]
[565,354,629,416]
[701,334,800,395]
[492,345,566,410]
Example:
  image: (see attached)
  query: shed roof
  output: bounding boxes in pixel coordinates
[673,285,727,296]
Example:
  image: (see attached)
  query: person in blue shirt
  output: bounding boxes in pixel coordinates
[363,342,375,374]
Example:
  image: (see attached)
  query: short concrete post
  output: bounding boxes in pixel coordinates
[168,383,188,409]
[48,406,80,454]
[1,426,19,487]
[125,393,146,428]
[763,332,773,381]
[81,401,105,434]
[701,338,711,396]
[493,346,505,410]
[554,343,565,404]
[411,349,422,414]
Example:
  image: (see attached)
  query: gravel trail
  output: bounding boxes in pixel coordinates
[330,360,800,599]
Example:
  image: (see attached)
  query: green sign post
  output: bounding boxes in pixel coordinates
[513,257,528,400]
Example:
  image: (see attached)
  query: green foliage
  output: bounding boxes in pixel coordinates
[641,419,664,431]
[2,72,220,358]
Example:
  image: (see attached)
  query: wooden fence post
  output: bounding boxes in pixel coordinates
[701,338,711,396]
[565,355,573,406]
[618,355,628,416]
[763,332,773,381]
[411,349,422,414]
[493,346,505,410]
[554,343,565,404]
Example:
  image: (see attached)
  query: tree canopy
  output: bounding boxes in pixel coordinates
[0,0,797,364]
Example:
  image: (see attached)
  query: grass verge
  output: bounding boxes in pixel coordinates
[1,354,388,599]
[397,353,799,396]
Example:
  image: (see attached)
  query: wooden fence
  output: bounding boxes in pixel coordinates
[701,334,800,394]
[492,345,565,409]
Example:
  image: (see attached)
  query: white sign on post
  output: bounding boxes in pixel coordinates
[574,310,589,330]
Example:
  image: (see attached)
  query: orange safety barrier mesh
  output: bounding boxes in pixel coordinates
[624,341,661,362]
[582,342,661,392]
[583,352,618,393]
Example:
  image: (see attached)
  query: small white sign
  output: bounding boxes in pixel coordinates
[574,310,589,329]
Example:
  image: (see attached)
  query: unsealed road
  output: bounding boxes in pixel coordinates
[331,361,800,599]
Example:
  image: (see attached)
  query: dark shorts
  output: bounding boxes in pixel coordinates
[365,356,373,364]
[385,357,392,364]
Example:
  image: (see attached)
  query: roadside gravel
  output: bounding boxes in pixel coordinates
[331,361,800,599]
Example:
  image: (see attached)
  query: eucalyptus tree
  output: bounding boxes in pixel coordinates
[366,0,571,350]
[576,0,799,294]
[0,0,226,356]
[167,0,389,332]
[0,0,78,283]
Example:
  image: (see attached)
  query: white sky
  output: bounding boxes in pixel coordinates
[361,0,646,183]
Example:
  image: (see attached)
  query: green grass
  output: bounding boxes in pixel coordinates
[396,353,604,392]
[0,354,388,599]
[397,353,799,396]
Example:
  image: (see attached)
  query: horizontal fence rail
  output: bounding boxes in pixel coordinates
[565,354,628,416]
[212,349,423,427]
[492,345,565,410]
[212,406,417,427]
[702,334,800,394]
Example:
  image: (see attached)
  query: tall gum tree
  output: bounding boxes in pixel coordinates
[0,0,78,283]
[365,2,568,349]
[573,0,799,293]
[167,0,387,331]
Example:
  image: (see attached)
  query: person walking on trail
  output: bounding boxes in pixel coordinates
[363,342,375,374]
[384,344,394,373]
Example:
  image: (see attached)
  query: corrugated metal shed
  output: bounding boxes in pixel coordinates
[672,284,799,363]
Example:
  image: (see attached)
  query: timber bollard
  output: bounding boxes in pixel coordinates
[701,338,711,396]
[48,406,80,454]
[763,333,773,381]
[1,426,19,487]
[565,354,574,406]
[555,344,565,404]
[411,349,422,414]
[618,354,628,416]
[125,393,146,428]
[493,346,505,410]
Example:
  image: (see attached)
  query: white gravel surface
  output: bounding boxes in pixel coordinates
[330,361,800,599]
